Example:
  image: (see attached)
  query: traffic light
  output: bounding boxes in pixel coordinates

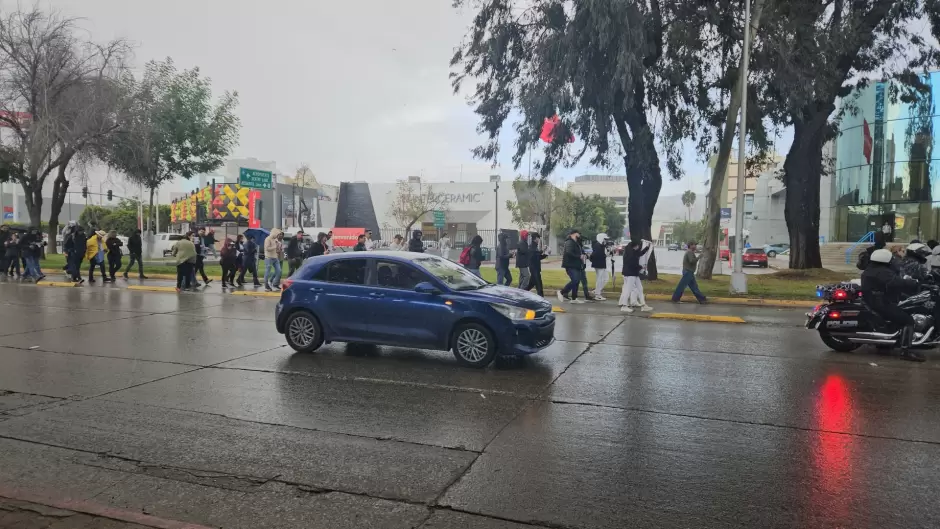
[107,190,112,201]
[81,186,88,198]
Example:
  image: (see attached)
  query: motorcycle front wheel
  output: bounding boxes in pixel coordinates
[819,331,861,353]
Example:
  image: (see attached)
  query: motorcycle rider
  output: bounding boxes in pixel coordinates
[900,242,931,282]
[862,248,923,362]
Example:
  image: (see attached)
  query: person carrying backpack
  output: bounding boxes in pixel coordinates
[460,235,485,277]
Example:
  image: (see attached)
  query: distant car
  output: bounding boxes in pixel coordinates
[152,233,187,257]
[743,248,769,268]
[275,252,556,368]
[667,243,680,251]
[763,243,790,258]
[720,248,731,261]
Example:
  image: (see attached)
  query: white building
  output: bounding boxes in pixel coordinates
[566,174,628,233]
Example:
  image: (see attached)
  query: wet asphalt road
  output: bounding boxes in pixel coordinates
[1,283,940,528]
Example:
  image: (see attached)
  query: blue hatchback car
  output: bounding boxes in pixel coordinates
[275,251,556,367]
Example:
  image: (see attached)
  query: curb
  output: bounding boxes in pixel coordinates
[649,312,746,324]
[36,268,818,308]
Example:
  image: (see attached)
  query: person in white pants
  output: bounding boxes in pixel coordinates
[619,239,653,312]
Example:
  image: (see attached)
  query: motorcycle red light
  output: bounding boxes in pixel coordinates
[833,289,847,300]
[829,311,841,319]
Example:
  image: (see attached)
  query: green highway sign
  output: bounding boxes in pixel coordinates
[433,210,445,228]
[239,168,274,190]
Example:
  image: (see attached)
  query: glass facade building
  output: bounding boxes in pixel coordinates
[834,72,940,242]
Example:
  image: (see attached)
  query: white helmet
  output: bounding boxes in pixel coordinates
[596,233,609,244]
[870,248,893,264]
[907,242,931,259]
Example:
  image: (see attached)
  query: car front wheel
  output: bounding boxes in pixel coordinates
[452,323,497,368]
[767,250,777,258]
[285,310,323,353]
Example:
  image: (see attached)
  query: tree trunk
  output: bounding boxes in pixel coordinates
[20,177,42,228]
[698,0,766,280]
[783,117,828,269]
[47,152,75,255]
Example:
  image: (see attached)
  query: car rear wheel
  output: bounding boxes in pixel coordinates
[452,323,497,368]
[767,250,777,258]
[285,311,323,353]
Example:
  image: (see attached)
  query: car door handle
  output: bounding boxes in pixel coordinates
[309,287,324,293]
[369,292,385,298]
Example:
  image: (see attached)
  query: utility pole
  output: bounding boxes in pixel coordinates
[731,0,752,294]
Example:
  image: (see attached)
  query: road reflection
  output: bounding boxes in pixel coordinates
[813,374,859,522]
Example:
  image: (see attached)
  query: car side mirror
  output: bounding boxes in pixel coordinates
[414,282,441,295]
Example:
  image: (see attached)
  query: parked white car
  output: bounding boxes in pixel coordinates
[150,233,188,257]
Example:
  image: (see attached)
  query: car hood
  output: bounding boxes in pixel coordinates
[457,285,552,311]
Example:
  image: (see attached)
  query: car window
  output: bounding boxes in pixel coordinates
[375,260,426,290]
[746,249,764,254]
[168,235,184,241]
[412,255,486,291]
[313,259,368,285]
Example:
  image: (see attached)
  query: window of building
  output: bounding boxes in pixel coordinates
[313,259,368,285]
[744,194,755,219]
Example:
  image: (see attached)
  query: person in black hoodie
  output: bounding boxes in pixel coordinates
[525,232,548,296]
[590,234,611,301]
[515,230,531,290]
[306,232,328,258]
[105,230,124,281]
[4,232,20,278]
[618,239,652,312]
[0,225,10,278]
[220,237,239,287]
[408,230,425,253]
[237,235,261,286]
[70,226,86,282]
[495,231,512,286]
[464,234,485,277]
[558,229,584,303]
[124,229,146,279]
[286,232,304,276]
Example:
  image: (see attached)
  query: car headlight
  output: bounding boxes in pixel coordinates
[490,303,536,321]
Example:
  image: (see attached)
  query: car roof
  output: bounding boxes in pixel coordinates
[309,251,442,264]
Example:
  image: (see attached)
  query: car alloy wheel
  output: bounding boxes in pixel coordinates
[285,311,323,353]
[452,323,497,367]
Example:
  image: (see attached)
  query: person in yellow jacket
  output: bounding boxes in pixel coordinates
[84,230,109,283]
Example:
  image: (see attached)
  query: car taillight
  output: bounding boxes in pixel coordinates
[833,289,847,300]
[281,279,293,291]
[829,311,841,319]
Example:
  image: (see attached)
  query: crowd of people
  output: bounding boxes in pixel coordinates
[0,225,46,282]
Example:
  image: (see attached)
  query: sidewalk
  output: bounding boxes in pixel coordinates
[0,488,212,529]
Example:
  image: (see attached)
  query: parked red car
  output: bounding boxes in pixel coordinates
[742,248,769,268]
[720,248,731,261]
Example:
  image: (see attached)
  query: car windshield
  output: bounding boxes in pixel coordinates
[412,256,488,291]
[746,249,764,254]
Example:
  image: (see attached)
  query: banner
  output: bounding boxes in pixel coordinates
[331,227,365,248]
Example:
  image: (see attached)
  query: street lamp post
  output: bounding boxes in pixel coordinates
[491,174,501,240]
[731,0,752,294]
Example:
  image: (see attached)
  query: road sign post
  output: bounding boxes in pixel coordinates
[239,168,273,190]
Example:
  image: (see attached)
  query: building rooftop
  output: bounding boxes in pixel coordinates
[573,174,627,183]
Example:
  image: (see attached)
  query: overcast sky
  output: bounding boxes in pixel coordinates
[19,0,730,198]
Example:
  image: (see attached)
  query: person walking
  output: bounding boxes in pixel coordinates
[123,229,146,279]
[4,232,20,278]
[22,227,45,282]
[203,228,217,258]
[70,226,86,283]
[619,238,652,312]
[85,230,109,283]
[61,221,76,277]
[325,231,334,253]
[388,234,405,251]
[353,234,367,251]
[495,231,513,286]
[526,232,548,297]
[286,232,305,276]
[234,234,246,285]
[558,229,584,303]
[408,230,424,253]
[220,238,238,288]
[440,234,452,260]
[237,234,262,287]
[591,234,611,301]
[105,231,123,282]
[264,228,284,291]
[193,229,212,287]
[364,230,377,251]
[671,241,707,304]
[515,230,531,290]
[460,235,485,277]
[306,232,329,258]
[0,225,10,279]
[171,232,197,292]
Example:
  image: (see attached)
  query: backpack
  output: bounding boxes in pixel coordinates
[459,246,472,265]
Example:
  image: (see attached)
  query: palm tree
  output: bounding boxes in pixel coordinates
[681,190,696,221]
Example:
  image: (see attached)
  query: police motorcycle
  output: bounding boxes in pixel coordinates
[805,270,940,353]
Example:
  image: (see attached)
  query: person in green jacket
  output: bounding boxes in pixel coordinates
[171,232,198,292]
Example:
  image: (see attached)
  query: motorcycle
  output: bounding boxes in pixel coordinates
[806,281,940,352]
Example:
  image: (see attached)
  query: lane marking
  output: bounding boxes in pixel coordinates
[230,291,280,298]
[551,306,566,313]
[35,281,78,288]
[649,312,746,324]
[127,285,179,292]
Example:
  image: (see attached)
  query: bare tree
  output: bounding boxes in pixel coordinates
[389,180,449,235]
[506,176,564,239]
[0,7,131,244]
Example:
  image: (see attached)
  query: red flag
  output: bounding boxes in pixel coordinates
[862,119,873,164]
[539,114,575,144]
